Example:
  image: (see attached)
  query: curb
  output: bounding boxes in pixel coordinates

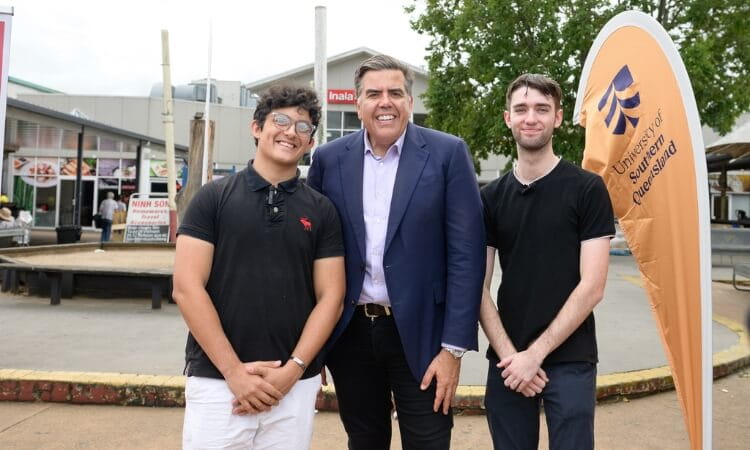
[2,315,748,413]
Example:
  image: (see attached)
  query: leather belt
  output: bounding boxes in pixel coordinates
[359,303,392,318]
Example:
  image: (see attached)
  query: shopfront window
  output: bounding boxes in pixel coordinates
[17,120,39,148]
[326,111,361,142]
[11,157,59,227]
[9,156,146,228]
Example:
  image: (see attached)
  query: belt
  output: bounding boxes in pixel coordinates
[358,303,392,318]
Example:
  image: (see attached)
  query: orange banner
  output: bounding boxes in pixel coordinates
[574,11,711,450]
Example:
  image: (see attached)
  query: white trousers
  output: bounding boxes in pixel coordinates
[183,374,321,449]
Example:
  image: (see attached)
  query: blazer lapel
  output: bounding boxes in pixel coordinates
[338,131,367,261]
[385,123,429,252]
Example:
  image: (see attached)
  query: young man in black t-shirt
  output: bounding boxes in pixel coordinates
[173,86,345,449]
[480,74,615,449]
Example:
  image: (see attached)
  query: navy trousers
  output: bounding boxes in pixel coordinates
[100,219,112,242]
[326,308,452,450]
[485,359,596,450]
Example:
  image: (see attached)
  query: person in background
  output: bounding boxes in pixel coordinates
[116,195,127,212]
[98,191,118,242]
[0,207,17,229]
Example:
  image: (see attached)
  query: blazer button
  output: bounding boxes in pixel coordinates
[359,264,365,272]
[350,299,356,305]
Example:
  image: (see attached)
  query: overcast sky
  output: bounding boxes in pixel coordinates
[8,0,431,96]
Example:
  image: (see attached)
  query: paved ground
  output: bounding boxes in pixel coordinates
[0,231,748,448]
[0,369,748,449]
[0,253,741,384]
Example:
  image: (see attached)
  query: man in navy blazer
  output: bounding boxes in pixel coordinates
[308,54,485,449]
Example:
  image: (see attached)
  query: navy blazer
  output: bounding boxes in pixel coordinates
[307,123,485,380]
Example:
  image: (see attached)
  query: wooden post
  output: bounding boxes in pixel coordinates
[176,115,214,221]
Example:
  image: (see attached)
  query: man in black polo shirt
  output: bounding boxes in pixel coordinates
[173,85,345,449]
[480,74,615,449]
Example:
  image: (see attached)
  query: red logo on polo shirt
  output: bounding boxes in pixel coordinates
[300,217,312,231]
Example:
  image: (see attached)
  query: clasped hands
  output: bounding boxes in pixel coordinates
[498,349,549,397]
[226,360,304,415]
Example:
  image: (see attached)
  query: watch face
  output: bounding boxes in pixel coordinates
[445,348,465,359]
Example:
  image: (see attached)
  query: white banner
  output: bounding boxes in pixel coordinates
[125,197,170,243]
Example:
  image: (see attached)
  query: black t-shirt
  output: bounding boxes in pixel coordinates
[481,159,615,364]
[178,162,344,379]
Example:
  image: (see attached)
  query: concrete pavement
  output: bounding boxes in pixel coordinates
[0,369,748,449]
[0,250,749,447]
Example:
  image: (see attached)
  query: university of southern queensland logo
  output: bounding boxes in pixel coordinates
[299,216,312,231]
[598,65,640,135]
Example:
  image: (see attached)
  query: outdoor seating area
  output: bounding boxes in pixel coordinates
[0,242,174,309]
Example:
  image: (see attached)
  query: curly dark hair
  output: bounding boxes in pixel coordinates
[253,85,321,145]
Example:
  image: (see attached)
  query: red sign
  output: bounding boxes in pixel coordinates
[328,89,356,104]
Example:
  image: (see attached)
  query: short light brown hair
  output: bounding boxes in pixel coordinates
[354,54,414,97]
[506,73,562,110]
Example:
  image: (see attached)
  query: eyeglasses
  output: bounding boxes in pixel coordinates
[270,112,316,137]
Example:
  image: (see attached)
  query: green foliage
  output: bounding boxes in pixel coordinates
[409,0,750,167]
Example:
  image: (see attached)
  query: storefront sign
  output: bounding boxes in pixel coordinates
[124,197,170,242]
[328,89,356,104]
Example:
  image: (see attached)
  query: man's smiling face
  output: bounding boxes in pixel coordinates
[356,69,413,153]
[252,106,314,168]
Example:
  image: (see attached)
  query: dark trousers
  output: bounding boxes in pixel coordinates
[485,360,596,450]
[326,308,452,450]
[100,219,112,242]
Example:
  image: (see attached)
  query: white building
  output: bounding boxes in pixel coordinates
[18,48,510,182]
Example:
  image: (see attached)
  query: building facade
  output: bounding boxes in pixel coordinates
[18,48,509,182]
[3,97,187,229]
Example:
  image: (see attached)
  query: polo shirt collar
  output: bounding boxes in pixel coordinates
[245,160,301,193]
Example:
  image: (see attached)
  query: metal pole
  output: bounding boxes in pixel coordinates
[314,6,327,149]
[74,126,84,227]
[201,19,213,185]
[135,142,142,194]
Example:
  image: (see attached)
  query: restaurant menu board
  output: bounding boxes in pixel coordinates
[124,197,170,243]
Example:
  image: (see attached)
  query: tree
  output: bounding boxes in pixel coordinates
[408,0,750,167]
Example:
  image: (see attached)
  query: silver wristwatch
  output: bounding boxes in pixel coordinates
[442,347,466,359]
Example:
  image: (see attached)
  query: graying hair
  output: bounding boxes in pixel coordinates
[354,54,414,97]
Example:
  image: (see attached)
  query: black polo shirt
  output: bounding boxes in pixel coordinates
[178,162,344,380]
[481,159,614,365]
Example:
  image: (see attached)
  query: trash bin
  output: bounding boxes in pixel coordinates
[55,225,81,244]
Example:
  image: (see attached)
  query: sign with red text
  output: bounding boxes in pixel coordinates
[328,89,356,104]
[124,197,170,242]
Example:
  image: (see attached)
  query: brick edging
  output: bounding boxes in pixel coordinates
[2,315,747,412]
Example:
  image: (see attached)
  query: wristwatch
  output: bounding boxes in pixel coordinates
[290,355,307,371]
[442,347,466,359]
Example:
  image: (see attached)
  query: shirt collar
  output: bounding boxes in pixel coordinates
[245,160,301,193]
[363,128,407,158]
